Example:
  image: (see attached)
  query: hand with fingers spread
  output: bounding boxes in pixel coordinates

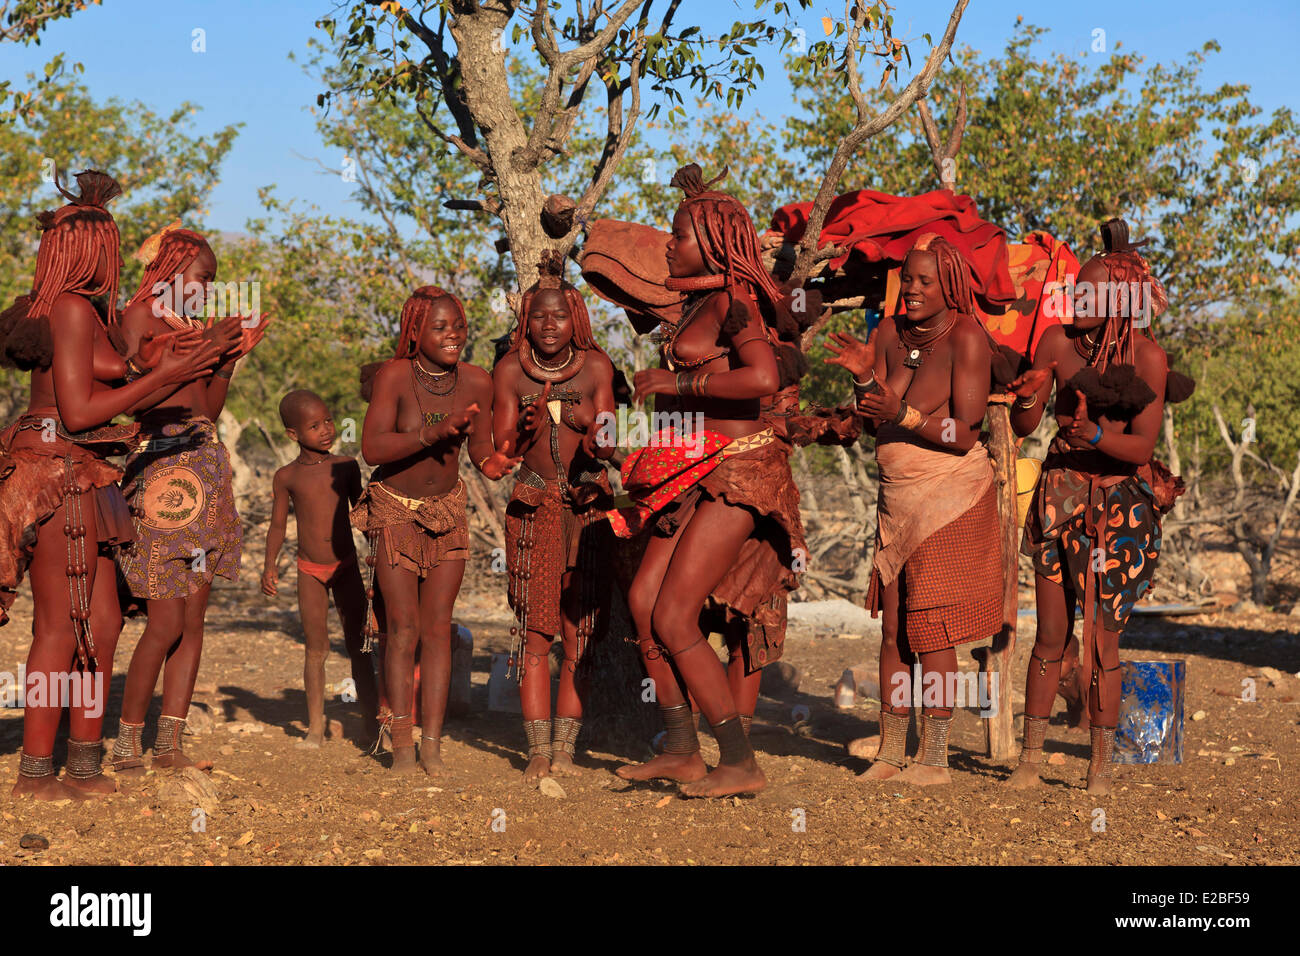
[229,313,273,360]
[478,443,524,480]
[824,327,879,384]
[1007,361,1056,400]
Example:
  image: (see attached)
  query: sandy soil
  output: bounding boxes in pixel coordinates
[2,570,1297,866]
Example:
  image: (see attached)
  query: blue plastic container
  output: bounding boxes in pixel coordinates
[1114,660,1184,764]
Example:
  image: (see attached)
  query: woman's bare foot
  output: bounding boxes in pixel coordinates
[111,759,147,779]
[391,746,418,773]
[1006,762,1045,789]
[12,776,84,801]
[523,755,551,788]
[549,752,583,776]
[296,730,324,750]
[857,760,902,781]
[679,758,766,798]
[63,773,117,798]
[615,751,707,783]
[419,738,445,776]
[894,763,951,786]
[152,750,196,770]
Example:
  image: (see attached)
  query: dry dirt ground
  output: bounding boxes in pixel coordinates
[1,566,1297,867]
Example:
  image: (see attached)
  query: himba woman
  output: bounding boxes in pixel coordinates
[356,286,518,774]
[0,172,221,798]
[611,164,807,798]
[111,223,269,773]
[1007,219,1188,795]
[825,233,1004,785]
[492,254,617,786]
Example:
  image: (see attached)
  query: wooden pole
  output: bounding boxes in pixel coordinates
[982,395,1019,760]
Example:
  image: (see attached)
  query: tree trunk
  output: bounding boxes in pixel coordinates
[450,9,550,293]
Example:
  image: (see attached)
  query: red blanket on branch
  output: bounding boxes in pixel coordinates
[768,190,1078,359]
[770,188,1017,307]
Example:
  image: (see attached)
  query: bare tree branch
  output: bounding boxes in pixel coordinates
[790,0,970,290]
[917,85,967,190]
[570,32,645,239]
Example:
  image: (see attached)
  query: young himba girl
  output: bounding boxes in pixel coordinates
[492,255,617,786]
[356,286,517,774]
[112,225,269,773]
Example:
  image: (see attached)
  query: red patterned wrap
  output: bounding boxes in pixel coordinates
[611,428,805,670]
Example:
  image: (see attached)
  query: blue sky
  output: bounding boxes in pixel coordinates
[5,0,1297,233]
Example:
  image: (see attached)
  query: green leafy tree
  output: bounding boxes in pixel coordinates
[0,0,101,123]
[316,0,947,295]
[0,77,239,411]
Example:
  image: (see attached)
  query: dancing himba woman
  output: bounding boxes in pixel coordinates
[825,234,1004,785]
[612,164,807,798]
[0,172,222,798]
[356,286,518,774]
[493,254,617,786]
[112,224,270,773]
[1007,219,1187,795]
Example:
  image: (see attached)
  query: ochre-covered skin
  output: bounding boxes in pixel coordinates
[358,287,517,775]
[114,229,269,775]
[1006,226,1176,795]
[1,175,224,799]
[826,235,1000,786]
[493,274,617,787]
[614,165,808,798]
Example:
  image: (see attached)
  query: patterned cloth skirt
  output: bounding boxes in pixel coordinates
[118,418,241,601]
[1022,460,1162,636]
[867,482,1003,653]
